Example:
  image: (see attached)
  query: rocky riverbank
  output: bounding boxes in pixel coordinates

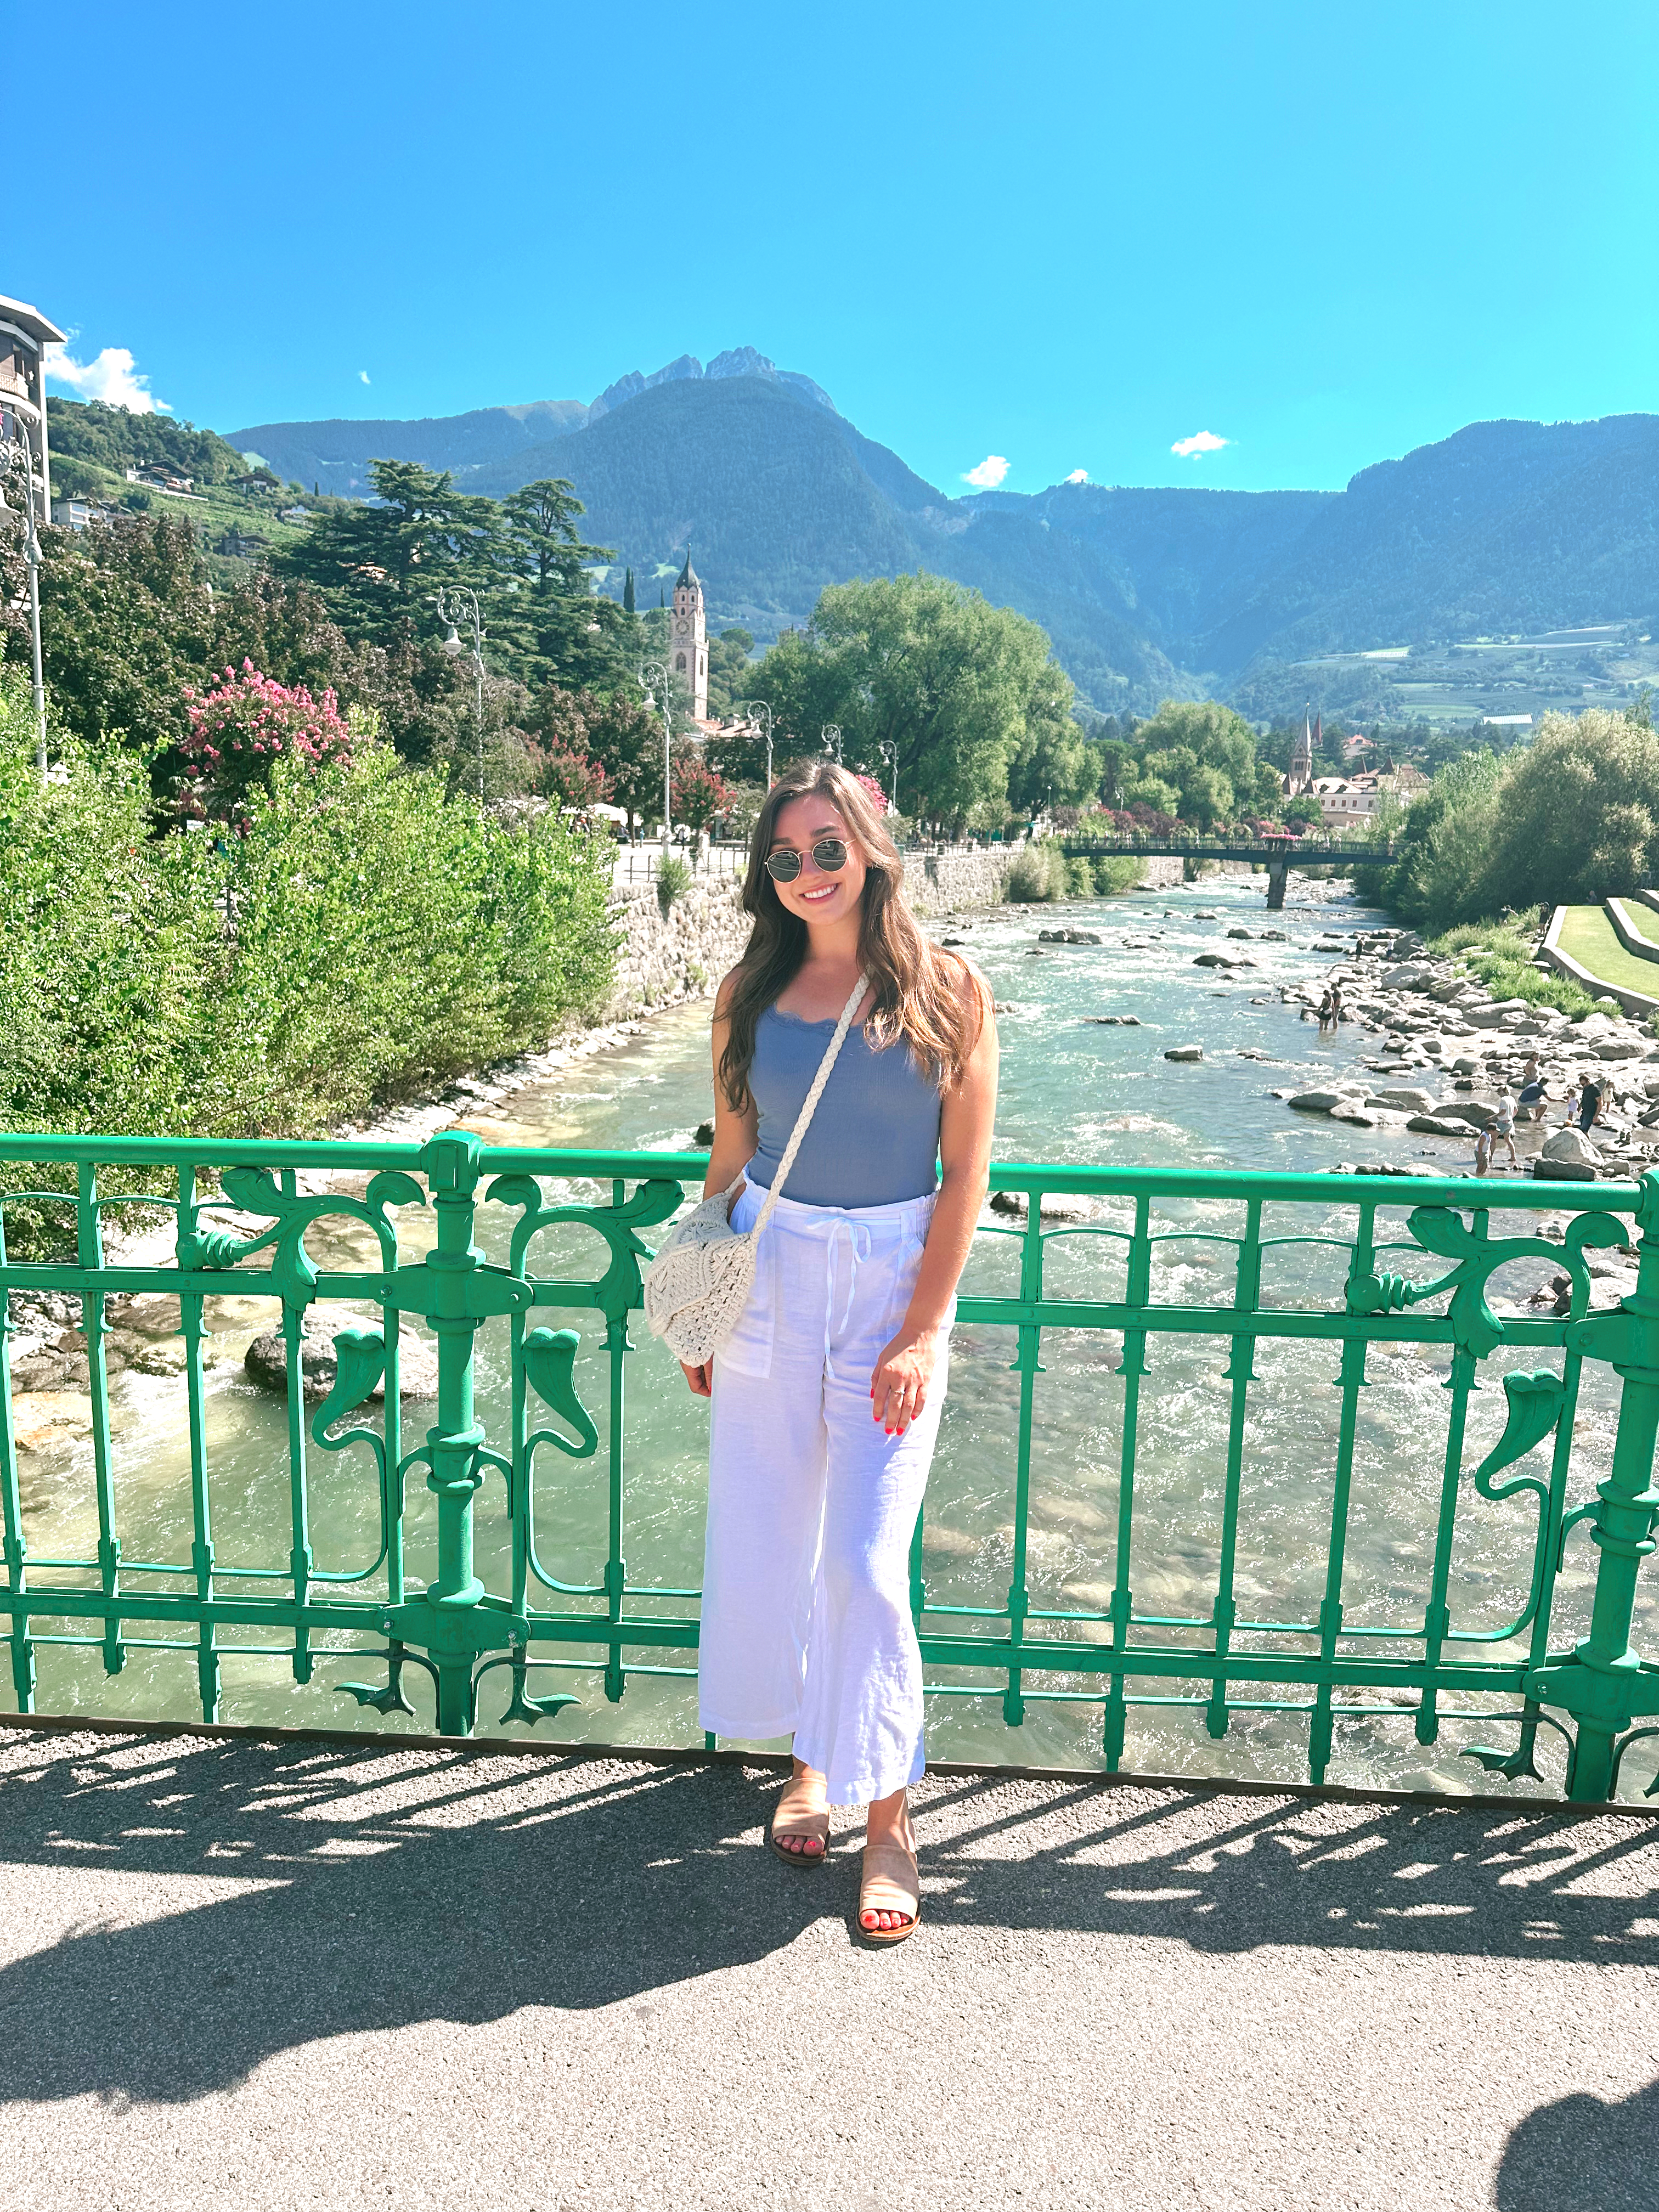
[1268,920,1659,1189]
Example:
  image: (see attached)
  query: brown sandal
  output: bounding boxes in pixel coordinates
[857,1839,921,1945]
[768,1771,831,1869]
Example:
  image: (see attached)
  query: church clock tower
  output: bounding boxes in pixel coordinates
[670,548,708,720]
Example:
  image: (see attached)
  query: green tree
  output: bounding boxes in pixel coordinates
[499,478,611,596]
[622,567,636,614]
[706,627,755,717]
[1481,708,1659,910]
[749,574,1075,826]
[554,686,664,833]
[1379,749,1503,930]
[274,458,498,647]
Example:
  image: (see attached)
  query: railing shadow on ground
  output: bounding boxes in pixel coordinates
[0,1733,1650,2108]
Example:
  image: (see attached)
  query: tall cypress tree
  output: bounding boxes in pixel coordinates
[623,566,635,613]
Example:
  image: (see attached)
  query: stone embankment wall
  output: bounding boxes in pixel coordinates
[603,846,1224,1019]
[605,878,753,1019]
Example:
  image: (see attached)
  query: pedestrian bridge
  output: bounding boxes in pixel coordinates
[1062,830,1398,907]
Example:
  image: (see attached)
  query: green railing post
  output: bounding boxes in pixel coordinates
[421,1132,489,1735]
[1537,1171,1659,1798]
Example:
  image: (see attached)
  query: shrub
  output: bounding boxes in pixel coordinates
[670,755,728,833]
[0,686,618,1194]
[176,659,355,830]
[1004,837,1069,901]
[656,854,694,916]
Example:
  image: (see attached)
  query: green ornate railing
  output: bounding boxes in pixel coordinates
[1,1135,1656,1801]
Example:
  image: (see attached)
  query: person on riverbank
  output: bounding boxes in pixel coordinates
[1316,989,1335,1035]
[682,759,998,1946]
[1489,1086,1518,1171]
[1329,981,1346,1027]
[1571,1073,1605,1136]
[1517,1055,1545,1124]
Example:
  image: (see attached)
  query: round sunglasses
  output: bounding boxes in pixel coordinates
[764,836,849,884]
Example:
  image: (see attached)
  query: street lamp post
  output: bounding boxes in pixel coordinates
[638,661,673,843]
[821,723,843,765]
[735,699,775,788]
[879,739,898,810]
[435,585,486,800]
[0,432,48,783]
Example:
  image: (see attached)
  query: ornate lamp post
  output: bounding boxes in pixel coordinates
[734,698,775,789]
[821,723,843,765]
[0,433,48,783]
[879,738,898,810]
[638,661,673,841]
[435,584,486,800]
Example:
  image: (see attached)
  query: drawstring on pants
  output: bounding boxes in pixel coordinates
[823,1220,872,1379]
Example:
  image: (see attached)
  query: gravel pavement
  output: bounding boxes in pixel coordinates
[0,1728,1652,2212]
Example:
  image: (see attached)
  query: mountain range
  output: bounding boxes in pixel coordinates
[230,354,1659,717]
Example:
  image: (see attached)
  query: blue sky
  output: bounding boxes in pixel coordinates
[18,1,1658,496]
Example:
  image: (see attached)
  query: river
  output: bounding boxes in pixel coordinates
[11,873,1655,1799]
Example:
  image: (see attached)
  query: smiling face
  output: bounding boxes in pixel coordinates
[767,795,868,931]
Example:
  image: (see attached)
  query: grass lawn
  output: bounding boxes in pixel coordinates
[1556,905,1659,1000]
[1609,896,1659,955]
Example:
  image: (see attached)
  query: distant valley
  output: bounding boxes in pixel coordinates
[230,354,1659,723]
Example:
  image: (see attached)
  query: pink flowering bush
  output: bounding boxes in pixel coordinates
[176,660,355,831]
[854,772,889,816]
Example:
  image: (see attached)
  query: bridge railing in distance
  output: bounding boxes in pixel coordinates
[0,1136,1654,1801]
[1058,831,1398,864]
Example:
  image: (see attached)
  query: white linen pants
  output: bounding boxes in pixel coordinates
[698,1181,949,1805]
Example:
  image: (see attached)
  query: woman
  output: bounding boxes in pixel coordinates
[681,760,998,1945]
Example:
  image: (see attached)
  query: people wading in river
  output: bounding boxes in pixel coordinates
[682,760,998,1946]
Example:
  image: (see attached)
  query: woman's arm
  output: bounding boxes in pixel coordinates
[870,966,999,1437]
[681,968,757,1398]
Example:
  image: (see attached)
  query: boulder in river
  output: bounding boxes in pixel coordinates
[1543,1127,1603,1167]
[246,1320,439,1406]
[1087,1014,1142,1025]
[1288,1088,1362,1113]
[1533,1157,1599,1183]
[1164,1045,1204,1062]
[1365,1086,1442,1114]
[1407,1114,1475,1138]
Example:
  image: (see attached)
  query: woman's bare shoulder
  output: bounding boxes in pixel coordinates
[938,945,996,1021]
[713,962,751,1018]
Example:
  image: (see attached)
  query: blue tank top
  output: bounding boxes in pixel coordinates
[746,1006,943,1208]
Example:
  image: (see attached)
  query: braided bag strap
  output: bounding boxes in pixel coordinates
[749,972,868,1240]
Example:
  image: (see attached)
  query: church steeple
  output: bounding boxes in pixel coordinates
[670,544,708,719]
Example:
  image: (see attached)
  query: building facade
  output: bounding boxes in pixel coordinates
[0,294,67,527]
[670,549,708,720]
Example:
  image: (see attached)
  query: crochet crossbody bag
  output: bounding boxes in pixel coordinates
[642,973,870,1368]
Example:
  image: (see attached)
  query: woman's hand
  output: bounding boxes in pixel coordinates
[870,1325,944,1437]
[681,1359,714,1398]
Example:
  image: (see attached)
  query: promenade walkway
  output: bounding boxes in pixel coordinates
[0,1724,1652,2211]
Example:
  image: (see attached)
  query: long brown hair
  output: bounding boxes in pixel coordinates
[719,758,983,1114]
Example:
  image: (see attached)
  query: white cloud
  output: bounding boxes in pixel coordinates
[961,454,1010,489]
[1170,430,1228,458]
[44,341,170,414]
[1064,467,1088,484]
[359,370,371,385]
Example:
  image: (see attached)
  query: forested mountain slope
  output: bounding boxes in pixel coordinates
[218,359,1659,713]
